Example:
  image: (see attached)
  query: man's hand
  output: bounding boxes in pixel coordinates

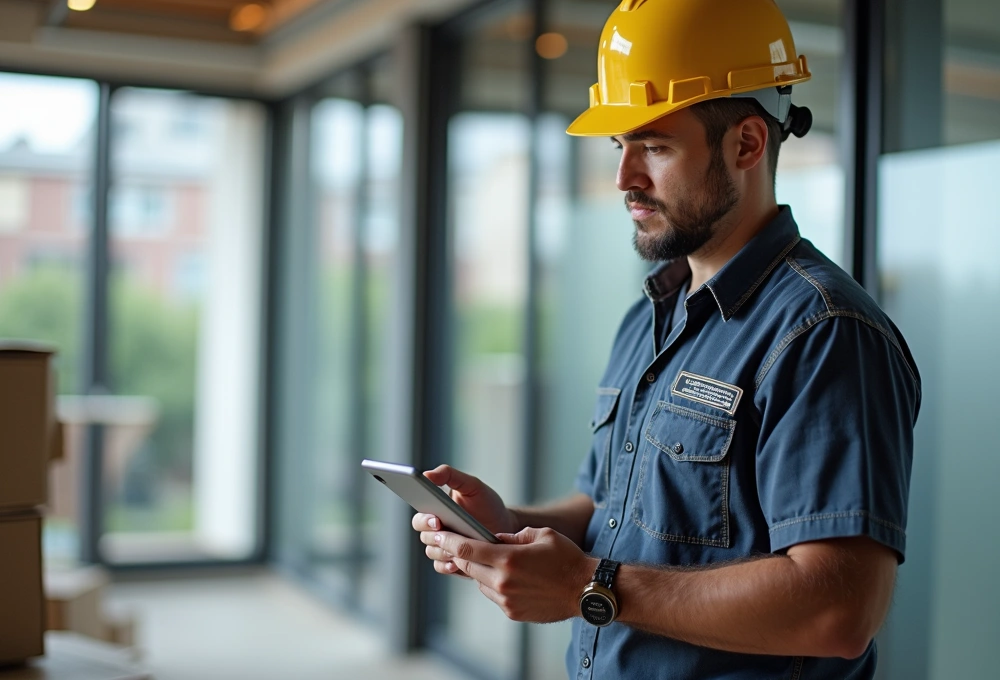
[423,527,596,623]
[411,465,517,575]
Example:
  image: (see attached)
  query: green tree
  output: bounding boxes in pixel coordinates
[0,267,199,476]
[110,275,199,476]
[0,266,82,393]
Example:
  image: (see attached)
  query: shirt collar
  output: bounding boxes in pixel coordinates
[643,205,801,321]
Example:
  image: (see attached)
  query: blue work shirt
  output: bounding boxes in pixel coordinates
[568,206,920,680]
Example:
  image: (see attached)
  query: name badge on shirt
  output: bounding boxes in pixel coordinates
[671,371,743,415]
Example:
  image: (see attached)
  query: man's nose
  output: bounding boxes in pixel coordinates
[616,148,651,193]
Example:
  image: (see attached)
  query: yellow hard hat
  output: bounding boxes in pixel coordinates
[567,0,812,137]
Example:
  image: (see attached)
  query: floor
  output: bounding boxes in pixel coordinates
[107,570,473,680]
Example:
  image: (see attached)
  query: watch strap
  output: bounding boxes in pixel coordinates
[593,558,620,589]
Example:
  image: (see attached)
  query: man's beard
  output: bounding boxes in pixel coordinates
[628,149,739,262]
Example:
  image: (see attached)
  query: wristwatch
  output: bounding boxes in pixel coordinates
[579,558,620,626]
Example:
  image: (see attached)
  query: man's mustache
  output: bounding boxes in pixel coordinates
[625,191,667,212]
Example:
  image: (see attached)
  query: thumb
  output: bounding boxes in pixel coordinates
[424,465,481,494]
[497,527,544,545]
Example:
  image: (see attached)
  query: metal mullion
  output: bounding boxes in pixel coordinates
[265,94,317,577]
[841,0,884,295]
[419,23,460,648]
[255,99,283,564]
[519,1,547,677]
[79,81,114,566]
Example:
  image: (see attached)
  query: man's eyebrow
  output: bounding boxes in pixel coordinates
[612,130,676,143]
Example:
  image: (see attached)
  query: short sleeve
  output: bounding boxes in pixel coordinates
[754,314,921,562]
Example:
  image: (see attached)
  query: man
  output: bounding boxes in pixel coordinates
[412,0,920,677]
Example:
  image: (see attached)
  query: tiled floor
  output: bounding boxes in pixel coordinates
[107,570,473,680]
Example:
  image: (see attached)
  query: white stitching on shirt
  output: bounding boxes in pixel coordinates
[722,236,801,319]
[768,510,906,536]
[754,308,920,390]
[789,656,804,680]
[786,256,833,311]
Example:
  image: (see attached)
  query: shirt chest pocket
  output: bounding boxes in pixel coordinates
[632,402,735,548]
[590,387,621,509]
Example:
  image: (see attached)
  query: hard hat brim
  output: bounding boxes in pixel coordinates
[566,99,689,137]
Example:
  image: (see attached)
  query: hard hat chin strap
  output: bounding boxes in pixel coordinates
[731,85,813,141]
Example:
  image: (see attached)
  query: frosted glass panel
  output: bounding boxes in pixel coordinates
[878,140,1000,680]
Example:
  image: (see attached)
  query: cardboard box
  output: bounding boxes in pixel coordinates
[0,343,57,511]
[0,512,45,666]
[44,566,110,641]
[103,607,136,649]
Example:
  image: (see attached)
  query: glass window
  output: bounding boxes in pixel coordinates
[360,101,403,617]
[438,3,533,676]
[308,95,364,597]
[877,1,1000,678]
[775,0,846,266]
[101,88,266,563]
[0,72,96,567]
[274,57,403,624]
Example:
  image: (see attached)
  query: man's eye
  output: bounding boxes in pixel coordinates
[644,145,662,154]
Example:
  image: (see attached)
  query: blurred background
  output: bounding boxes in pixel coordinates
[0,0,996,678]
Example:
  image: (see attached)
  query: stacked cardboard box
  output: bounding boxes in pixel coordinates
[44,565,137,649]
[0,343,59,667]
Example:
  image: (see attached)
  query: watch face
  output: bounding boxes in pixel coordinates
[581,591,615,626]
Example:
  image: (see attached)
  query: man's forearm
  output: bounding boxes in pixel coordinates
[509,493,594,547]
[614,537,896,659]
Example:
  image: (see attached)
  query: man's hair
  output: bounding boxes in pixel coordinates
[689,97,782,186]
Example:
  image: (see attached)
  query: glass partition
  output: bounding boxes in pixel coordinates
[102,88,266,563]
[433,3,534,677]
[775,0,846,265]
[274,57,402,623]
[0,72,96,567]
[877,1,1000,677]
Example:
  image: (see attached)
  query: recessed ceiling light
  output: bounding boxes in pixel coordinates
[536,32,569,60]
[67,0,97,11]
[230,3,269,33]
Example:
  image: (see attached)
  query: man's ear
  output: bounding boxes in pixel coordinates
[734,115,769,171]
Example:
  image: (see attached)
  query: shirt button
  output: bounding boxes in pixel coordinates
[624,442,634,452]
[608,518,617,529]
[646,372,655,383]
[672,442,684,454]
[582,656,591,669]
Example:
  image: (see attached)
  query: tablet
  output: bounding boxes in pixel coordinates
[361,459,500,544]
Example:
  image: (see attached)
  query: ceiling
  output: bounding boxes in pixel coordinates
[41,0,326,44]
[0,0,477,97]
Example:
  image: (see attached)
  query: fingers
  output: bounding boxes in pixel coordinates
[496,527,543,545]
[425,546,471,579]
[424,544,451,561]
[433,559,470,578]
[434,532,501,566]
[411,513,442,532]
[423,465,480,494]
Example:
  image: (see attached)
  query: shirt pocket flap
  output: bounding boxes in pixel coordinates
[591,387,622,431]
[644,402,735,462]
